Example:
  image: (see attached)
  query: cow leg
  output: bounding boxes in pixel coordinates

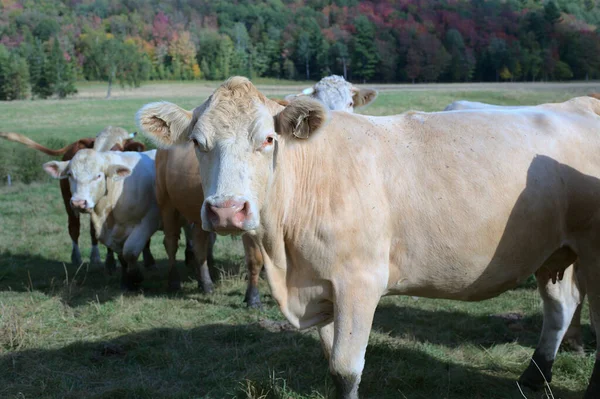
[90,221,102,266]
[562,262,585,354]
[118,254,139,291]
[162,206,182,291]
[519,267,582,390]
[192,224,214,293]
[142,239,156,270]
[242,235,263,308]
[62,180,82,266]
[571,246,600,399]
[105,249,117,274]
[318,321,334,361]
[328,285,380,399]
[183,223,195,267]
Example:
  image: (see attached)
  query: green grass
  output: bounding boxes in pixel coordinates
[1,82,599,398]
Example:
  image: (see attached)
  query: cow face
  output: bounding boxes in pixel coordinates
[137,77,327,235]
[43,149,131,213]
[287,75,377,113]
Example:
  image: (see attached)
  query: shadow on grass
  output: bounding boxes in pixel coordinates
[0,322,584,399]
[0,250,248,308]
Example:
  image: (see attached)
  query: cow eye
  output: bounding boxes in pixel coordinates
[191,136,208,152]
[348,102,354,107]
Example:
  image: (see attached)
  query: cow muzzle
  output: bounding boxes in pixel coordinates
[204,198,251,234]
[71,198,93,213]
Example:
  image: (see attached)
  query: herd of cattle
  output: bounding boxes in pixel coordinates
[2,76,600,398]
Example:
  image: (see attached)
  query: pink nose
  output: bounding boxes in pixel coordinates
[71,199,88,210]
[205,200,249,232]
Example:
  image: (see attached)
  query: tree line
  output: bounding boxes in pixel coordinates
[1,0,600,100]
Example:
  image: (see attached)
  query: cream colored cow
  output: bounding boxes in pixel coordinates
[285,75,377,113]
[43,149,160,290]
[138,77,600,399]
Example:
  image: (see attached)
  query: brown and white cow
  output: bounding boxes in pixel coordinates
[138,77,600,398]
[43,149,160,290]
[0,127,154,271]
[285,75,377,113]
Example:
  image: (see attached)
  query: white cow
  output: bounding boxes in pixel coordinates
[43,149,160,289]
[285,75,378,113]
[138,77,600,399]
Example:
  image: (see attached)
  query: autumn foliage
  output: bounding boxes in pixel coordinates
[0,0,599,99]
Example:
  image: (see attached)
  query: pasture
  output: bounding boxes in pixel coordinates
[1,81,600,398]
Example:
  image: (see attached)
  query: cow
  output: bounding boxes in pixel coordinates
[153,144,220,295]
[284,75,378,113]
[0,127,155,272]
[42,149,160,290]
[137,77,600,399]
[151,77,378,304]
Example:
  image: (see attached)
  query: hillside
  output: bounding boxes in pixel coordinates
[0,0,600,99]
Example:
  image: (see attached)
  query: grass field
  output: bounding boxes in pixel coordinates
[1,80,600,398]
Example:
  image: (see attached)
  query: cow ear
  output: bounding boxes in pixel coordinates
[43,161,69,179]
[352,87,378,108]
[274,97,328,140]
[136,101,192,147]
[106,164,132,181]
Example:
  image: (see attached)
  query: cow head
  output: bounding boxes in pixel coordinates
[286,75,377,113]
[137,76,327,235]
[94,126,137,152]
[43,149,131,213]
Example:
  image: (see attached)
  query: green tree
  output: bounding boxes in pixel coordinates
[46,39,77,99]
[28,39,52,99]
[350,15,378,82]
[83,33,150,98]
[445,29,475,82]
[0,45,30,101]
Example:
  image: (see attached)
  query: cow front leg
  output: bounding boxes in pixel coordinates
[561,262,585,354]
[105,249,117,274]
[62,180,82,266]
[318,321,334,361]
[142,239,156,270]
[90,221,102,266]
[183,223,195,267]
[329,282,380,399]
[192,225,214,293]
[242,234,263,308]
[519,267,581,390]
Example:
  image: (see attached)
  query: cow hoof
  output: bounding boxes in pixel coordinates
[105,256,117,275]
[244,288,262,309]
[519,362,552,391]
[90,247,102,266]
[184,249,195,267]
[124,269,144,288]
[245,298,263,310]
[199,281,214,294]
[71,250,82,266]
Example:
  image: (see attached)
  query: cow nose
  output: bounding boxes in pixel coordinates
[205,199,249,232]
[71,199,87,210]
